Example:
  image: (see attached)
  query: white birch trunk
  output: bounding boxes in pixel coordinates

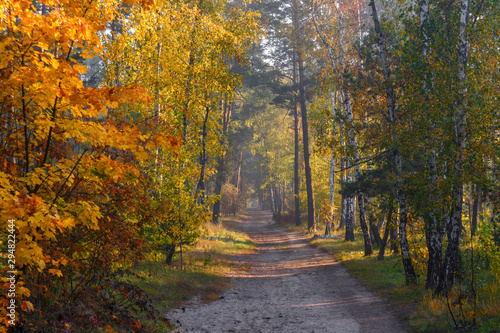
[344,91,372,254]
[437,0,470,294]
[419,0,445,290]
[368,0,416,282]
[312,0,359,240]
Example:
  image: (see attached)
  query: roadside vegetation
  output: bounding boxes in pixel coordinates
[109,218,255,332]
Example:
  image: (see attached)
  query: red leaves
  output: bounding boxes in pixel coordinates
[132,319,143,331]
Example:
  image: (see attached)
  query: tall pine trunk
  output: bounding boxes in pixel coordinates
[293,0,315,232]
[298,50,316,232]
[212,99,231,223]
[312,12,337,235]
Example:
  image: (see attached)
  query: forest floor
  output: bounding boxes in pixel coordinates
[168,209,406,333]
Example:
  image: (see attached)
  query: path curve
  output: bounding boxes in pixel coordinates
[169,210,406,333]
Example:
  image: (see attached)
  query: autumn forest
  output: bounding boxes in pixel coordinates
[1,0,499,332]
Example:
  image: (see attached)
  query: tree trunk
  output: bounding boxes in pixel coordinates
[270,184,277,218]
[212,156,224,223]
[345,172,355,242]
[418,0,445,290]
[378,204,394,260]
[326,90,337,235]
[471,185,480,236]
[357,191,372,255]
[344,89,371,254]
[292,49,302,226]
[195,106,210,205]
[312,5,338,236]
[165,243,176,265]
[339,159,347,231]
[276,183,282,216]
[369,0,416,283]
[325,147,335,235]
[390,222,399,254]
[397,157,417,284]
[259,164,265,210]
[339,195,346,230]
[298,50,316,233]
[325,144,335,235]
[282,180,287,213]
[426,213,446,290]
[436,0,470,295]
[370,219,382,247]
[424,155,444,290]
[325,148,333,235]
[234,150,243,191]
[212,100,231,223]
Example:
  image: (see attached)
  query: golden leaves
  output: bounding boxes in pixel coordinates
[48,269,63,277]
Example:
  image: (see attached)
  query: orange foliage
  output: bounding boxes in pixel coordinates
[0,0,173,330]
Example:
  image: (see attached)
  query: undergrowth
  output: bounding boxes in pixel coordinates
[101,217,255,332]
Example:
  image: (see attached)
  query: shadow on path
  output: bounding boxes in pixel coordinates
[169,209,406,333]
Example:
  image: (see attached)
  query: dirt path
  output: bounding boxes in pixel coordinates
[169,210,406,333]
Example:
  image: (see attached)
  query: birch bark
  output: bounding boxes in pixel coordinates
[344,91,372,254]
[418,0,445,290]
[339,160,347,230]
[368,0,417,283]
[292,49,302,226]
[311,1,356,238]
[436,0,470,295]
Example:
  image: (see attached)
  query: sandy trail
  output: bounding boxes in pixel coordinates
[169,210,406,333]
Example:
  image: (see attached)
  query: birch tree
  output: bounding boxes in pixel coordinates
[368,0,417,282]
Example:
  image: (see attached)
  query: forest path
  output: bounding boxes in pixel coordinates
[169,209,406,333]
